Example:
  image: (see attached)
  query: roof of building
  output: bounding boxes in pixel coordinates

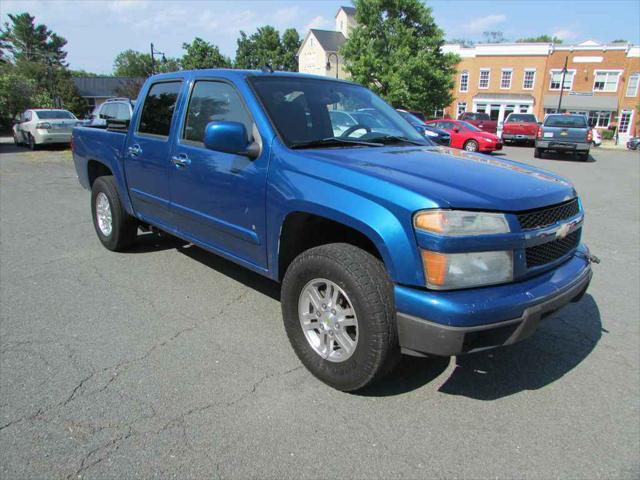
[72,76,144,98]
[309,29,347,52]
[336,6,356,17]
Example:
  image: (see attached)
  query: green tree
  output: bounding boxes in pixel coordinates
[516,35,563,43]
[341,0,458,114]
[69,69,99,77]
[234,26,301,71]
[113,49,180,77]
[0,68,38,122]
[281,28,302,71]
[0,13,67,66]
[181,37,230,70]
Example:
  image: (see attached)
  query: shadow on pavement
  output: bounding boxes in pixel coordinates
[540,150,596,163]
[121,233,602,400]
[438,294,602,400]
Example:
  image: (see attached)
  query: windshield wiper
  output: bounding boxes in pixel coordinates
[289,137,384,149]
[367,135,428,146]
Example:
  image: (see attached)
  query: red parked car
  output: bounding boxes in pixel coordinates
[502,113,539,145]
[458,112,498,134]
[425,119,503,152]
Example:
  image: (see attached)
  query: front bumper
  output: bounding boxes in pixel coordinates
[535,140,590,151]
[395,247,592,356]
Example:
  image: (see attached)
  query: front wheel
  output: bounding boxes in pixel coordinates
[534,147,544,158]
[91,176,138,251]
[281,243,400,392]
[464,139,479,152]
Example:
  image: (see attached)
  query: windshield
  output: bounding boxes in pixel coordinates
[458,121,482,132]
[35,110,76,120]
[506,114,537,123]
[249,76,427,147]
[545,115,587,128]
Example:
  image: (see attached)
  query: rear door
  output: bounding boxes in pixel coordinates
[124,80,183,229]
[168,79,269,270]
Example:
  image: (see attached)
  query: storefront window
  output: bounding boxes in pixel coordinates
[587,111,611,128]
[456,102,467,119]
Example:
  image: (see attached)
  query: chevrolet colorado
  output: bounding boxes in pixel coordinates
[72,70,594,391]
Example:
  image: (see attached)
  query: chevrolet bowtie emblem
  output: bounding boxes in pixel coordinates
[555,223,572,240]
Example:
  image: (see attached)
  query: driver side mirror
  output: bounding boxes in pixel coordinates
[203,121,261,160]
[452,127,460,133]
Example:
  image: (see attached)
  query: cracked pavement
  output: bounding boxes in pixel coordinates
[0,143,638,479]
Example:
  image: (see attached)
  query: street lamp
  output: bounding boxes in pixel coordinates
[556,56,569,113]
[326,52,339,79]
[150,43,167,75]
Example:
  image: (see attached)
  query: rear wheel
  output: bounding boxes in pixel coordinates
[13,132,22,146]
[464,139,479,152]
[579,151,590,161]
[534,147,544,158]
[27,133,37,150]
[91,176,138,251]
[281,243,400,392]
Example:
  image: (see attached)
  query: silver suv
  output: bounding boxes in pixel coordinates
[88,98,134,126]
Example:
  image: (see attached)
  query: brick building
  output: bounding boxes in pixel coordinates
[443,41,640,142]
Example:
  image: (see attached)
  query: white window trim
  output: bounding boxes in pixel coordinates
[592,69,622,93]
[456,102,467,119]
[549,69,576,91]
[625,72,639,97]
[500,68,513,90]
[478,68,491,90]
[618,109,633,134]
[522,69,536,90]
[459,71,469,92]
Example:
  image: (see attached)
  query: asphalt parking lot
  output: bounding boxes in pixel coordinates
[1,142,638,479]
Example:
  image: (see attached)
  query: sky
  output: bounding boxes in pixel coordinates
[1,0,639,74]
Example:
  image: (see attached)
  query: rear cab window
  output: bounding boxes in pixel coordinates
[544,115,587,128]
[506,114,537,123]
[137,81,183,138]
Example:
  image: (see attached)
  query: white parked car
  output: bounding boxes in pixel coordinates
[13,109,79,149]
[591,128,602,147]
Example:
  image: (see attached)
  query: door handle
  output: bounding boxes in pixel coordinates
[171,153,191,167]
[128,144,142,157]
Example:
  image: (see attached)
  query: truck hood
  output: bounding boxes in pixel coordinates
[303,145,576,211]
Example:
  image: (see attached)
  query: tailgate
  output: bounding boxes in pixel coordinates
[542,127,588,143]
[505,123,537,135]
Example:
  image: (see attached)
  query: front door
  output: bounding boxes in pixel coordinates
[124,80,183,229]
[169,79,269,270]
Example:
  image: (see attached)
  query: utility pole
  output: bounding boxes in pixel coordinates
[557,56,569,113]
[150,43,167,76]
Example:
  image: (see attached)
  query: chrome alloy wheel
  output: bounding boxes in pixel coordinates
[298,278,358,363]
[95,192,113,236]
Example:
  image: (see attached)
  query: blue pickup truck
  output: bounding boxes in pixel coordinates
[72,70,594,391]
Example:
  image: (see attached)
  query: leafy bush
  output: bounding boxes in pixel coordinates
[601,129,615,140]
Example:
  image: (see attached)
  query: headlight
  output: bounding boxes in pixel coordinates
[421,250,513,289]
[414,210,510,236]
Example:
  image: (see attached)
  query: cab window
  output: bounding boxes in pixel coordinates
[137,81,182,138]
[183,81,253,144]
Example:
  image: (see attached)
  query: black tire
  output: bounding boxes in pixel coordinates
[463,139,479,152]
[13,132,21,146]
[90,176,137,251]
[580,151,590,161]
[281,243,400,392]
[27,133,37,150]
[534,147,543,158]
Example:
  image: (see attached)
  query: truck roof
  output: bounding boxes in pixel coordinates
[147,68,357,85]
